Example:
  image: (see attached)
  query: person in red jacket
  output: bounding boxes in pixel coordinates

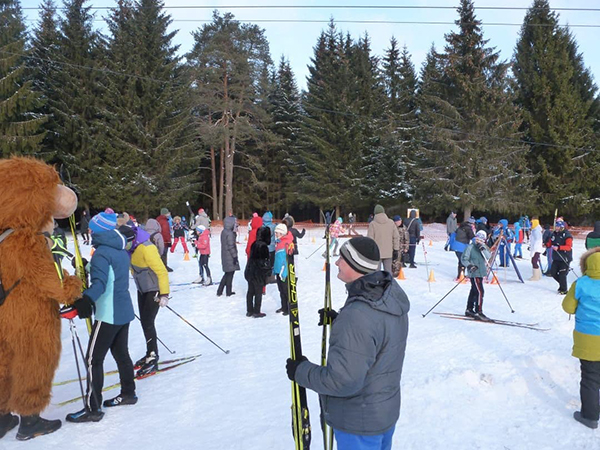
[156,208,173,272]
[246,214,263,258]
[193,225,212,285]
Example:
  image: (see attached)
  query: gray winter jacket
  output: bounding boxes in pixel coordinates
[446,214,458,235]
[194,211,210,230]
[221,216,239,272]
[294,271,410,435]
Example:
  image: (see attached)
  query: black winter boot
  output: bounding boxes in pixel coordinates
[0,413,18,439]
[574,411,598,429]
[103,394,138,407]
[65,408,104,424]
[16,415,61,440]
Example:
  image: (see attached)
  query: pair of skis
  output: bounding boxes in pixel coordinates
[54,354,200,406]
[434,312,549,331]
[285,209,336,450]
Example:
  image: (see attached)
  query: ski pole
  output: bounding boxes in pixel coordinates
[421,240,431,292]
[422,280,463,318]
[305,241,326,260]
[166,305,230,354]
[482,256,515,313]
[553,248,580,279]
[135,313,176,355]
[68,320,87,409]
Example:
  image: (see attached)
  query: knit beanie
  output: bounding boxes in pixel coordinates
[374,204,385,215]
[393,215,402,222]
[475,230,487,241]
[89,212,117,234]
[160,207,170,216]
[274,223,288,236]
[340,237,380,275]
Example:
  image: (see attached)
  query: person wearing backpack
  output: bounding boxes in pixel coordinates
[124,224,170,379]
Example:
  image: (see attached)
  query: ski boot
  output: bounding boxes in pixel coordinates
[473,311,492,322]
[0,413,18,439]
[136,352,158,378]
[16,415,62,440]
[203,276,212,286]
[192,276,205,284]
[464,309,477,318]
[103,394,138,407]
[65,408,104,424]
[134,354,148,370]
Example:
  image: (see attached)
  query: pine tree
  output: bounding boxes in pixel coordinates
[187,11,272,219]
[513,0,599,215]
[0,0,46,157]
[102,0,198,217]
[414,0,534,220]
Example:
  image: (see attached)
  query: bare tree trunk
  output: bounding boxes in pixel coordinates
[210,146,218,219]
[463,206,472,222]
[218,147,224,220]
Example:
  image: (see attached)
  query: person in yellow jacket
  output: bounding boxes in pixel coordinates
[119,225,170,379]
[562,247,600,429]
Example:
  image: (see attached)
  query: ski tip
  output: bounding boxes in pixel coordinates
[225,350,231,354]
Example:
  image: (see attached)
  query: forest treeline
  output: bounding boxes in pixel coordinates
[1,0,599,223]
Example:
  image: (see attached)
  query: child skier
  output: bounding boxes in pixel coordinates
[513,220,524,259]
[322,217,345,257]
[562,247,600,429]
[461,230,492,321]
[170,216,189,255]
[244,226,271,317]
[193,225,212,285]
[274,224,294,315]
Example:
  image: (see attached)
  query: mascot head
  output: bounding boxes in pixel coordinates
[0,157,78,233]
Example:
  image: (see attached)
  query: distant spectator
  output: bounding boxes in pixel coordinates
[586,221,600,250]
[367,205,400,274]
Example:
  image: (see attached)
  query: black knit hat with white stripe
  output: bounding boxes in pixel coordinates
[339,237,380,275]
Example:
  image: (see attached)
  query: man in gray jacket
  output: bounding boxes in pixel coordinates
[286,236,410,450]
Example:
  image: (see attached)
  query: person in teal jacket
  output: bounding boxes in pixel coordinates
[562,247,600,429]
[67,212,136,423]
[461,230,492,321]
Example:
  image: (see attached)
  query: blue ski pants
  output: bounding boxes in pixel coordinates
[334,425,395,450]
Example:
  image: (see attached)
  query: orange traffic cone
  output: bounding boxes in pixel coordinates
[312,236,316,243]
[429,240,433,246]
[427,269,436,282]
[244,234,248,241]
[322,262,327,271]
[397,267,406,280]
[183,252,190,261]
[489,272,499,284]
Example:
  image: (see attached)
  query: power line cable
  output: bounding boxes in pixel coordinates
[19,4,600,12]
[1,48,597,155]
[22,17,600,28]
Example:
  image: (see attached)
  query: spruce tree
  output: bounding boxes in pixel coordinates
[0,0,46,157]
[513,0,599,216]
[414,0,534,219]
[102,0,198,217]
[53,0,106,205]
[30,0,61,160]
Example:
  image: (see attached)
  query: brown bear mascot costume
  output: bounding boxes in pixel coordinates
[0,157,82,441]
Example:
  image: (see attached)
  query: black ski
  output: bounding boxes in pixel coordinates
[287,252,311,450]
[434,312,548,331]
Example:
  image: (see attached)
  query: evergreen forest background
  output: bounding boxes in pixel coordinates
[2,0,599,223]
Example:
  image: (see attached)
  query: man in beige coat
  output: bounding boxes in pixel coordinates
[367,205,400,274]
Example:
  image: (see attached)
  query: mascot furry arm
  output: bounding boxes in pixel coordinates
[0,157,82,416]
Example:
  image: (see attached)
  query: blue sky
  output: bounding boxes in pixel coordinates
[21,0,600,92]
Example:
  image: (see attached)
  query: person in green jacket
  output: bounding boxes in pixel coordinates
[461,230,492,321]
[562,247,600,429]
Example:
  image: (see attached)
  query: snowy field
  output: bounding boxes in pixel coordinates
[2,225,598,450]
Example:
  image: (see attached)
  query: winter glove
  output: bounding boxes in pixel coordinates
[73,295,94,319]
[467,264,478,273]
[476,242,486,252]
[155,294,169,308]
[71,257,89,270]
[286,356,308,381]
[318,308,338,326]
[233,257,239,267]
[60,305,78,320]
[392,250,399,261]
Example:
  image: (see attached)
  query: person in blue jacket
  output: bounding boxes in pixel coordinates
[262,211,277,269]
[67,212,137,423]
[493,219,514,267]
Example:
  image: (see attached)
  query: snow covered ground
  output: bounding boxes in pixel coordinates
[2,225,598,449]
